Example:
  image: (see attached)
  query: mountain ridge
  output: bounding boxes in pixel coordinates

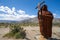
[0,17,60,23]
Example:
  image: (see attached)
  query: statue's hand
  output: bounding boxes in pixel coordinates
[39,12,41,15]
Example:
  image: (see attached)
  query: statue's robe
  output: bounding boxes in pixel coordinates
[38,10,53,38]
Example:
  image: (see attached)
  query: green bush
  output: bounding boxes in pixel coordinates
[15,31,26,39]
[3,25,26,39]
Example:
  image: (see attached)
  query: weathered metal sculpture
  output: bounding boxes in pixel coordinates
[36,1,54,39]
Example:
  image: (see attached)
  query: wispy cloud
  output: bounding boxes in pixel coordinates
[0,6,36,21]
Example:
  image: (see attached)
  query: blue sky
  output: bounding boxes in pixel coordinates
[0,0,60,21]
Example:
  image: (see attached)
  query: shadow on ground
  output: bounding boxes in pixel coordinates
[47,38,60,40]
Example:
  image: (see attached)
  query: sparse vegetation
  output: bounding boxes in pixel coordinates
[19,22,39,26]
[0,22,39,28]
[53,22,60,27]
[3,25,26,39]
[0,19,60,39]
[0,22,60,28]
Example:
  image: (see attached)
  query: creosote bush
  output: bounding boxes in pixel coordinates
[3,25,26,39]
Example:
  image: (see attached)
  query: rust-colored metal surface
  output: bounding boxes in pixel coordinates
[38,5,53,38]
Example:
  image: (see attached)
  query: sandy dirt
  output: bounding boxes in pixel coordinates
[0,26,60,40]
[24,26,60,40]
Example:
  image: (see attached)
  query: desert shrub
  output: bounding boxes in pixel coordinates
[0,23,8,28]
[3,25,26,39]
[15,31,26,39]
[53,22,60,27]
[3,31,15,38]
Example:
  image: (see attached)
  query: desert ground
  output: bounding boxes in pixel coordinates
[0,26,60,40]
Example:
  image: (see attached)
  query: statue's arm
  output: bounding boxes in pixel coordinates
[38,11,41,20]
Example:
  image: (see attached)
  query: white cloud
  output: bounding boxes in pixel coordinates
[0,6,36,21]
[17,10,25,15]
[53,13,60,18]
[53,13,56,18]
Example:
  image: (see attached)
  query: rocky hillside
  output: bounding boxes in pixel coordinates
[22,17,60,23]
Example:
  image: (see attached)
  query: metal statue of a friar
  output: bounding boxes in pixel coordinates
[36,1,54,39]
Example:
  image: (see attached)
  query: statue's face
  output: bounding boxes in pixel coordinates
[42,7,45,10]
[42,5,47,11]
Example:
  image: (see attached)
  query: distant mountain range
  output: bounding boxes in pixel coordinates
[20,17,60,23]
[0,20,19,23]
[0,17,60,23]
[53,18,60,23]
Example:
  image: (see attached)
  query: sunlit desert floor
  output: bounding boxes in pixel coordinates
[0,26,60,40]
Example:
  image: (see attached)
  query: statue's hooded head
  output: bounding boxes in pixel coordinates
[41,5,48,11]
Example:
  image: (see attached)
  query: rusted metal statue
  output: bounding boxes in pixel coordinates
[36,1,54,39]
